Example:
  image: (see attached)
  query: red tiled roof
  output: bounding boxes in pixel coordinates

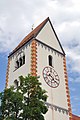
[12,17,49,53]
[72,114,80,120]
[9,17,65,57]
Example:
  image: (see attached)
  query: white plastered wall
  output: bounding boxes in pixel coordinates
[36,21,63,54]
[37,43,69,120]
[8,43,31,87]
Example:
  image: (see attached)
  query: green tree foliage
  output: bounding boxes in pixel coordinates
[0,86,23,120]
[0,75,48,120]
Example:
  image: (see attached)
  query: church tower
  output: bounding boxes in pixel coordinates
[6,17,72,120]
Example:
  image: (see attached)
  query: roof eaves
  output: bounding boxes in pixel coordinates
[8,17,49,57]
[8,35,34,58]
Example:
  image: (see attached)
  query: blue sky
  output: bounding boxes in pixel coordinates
[0,53,7,92]
[0,0,80,116]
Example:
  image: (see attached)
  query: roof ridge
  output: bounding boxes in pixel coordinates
[9,17,65,57]
[10,17,49,55]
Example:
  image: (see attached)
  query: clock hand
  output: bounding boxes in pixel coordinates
[50,74,59,84]
[48,74,54,79]
[52,79,59,85]
[48,74,59,84]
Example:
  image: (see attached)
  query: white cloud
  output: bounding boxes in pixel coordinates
[0,1,80,75]
[0,0,80,54]
[0,0,80,80]
[0,0,80,116]
[0,0,51,53]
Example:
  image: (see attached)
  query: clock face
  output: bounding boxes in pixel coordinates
[43,66,60,88]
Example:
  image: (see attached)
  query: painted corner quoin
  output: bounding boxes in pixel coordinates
[6,58,10,88]
[63,57,72,120]
[31,39,37,76]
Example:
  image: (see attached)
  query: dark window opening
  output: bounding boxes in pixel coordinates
[15,52,25,70]
[20,57,23,67]
[16,60,19,68]
[14,80,18,88]
[48,55,53,66]
[23,55,25,64]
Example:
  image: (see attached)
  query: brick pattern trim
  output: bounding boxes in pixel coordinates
[31,40,37,76]
[6,58,10,88]
[63,57,72,120]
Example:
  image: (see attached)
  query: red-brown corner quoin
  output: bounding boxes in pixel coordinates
[63,57,72,120]
[6,58,10,88]
[31,40,37,76]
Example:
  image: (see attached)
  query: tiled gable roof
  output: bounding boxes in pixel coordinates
[72,114,80,120]
[11,17,49,54]
[9,17,65,57]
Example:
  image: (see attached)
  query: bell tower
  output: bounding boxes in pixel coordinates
[6,17,72,120]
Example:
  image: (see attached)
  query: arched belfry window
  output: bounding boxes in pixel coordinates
[48,55,53,66]
[15,51,25,69]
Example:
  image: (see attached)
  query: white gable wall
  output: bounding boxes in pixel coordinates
[36,21,63,54]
